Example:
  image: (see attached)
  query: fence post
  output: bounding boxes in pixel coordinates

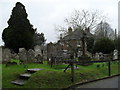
[108,61,111,76]
[71,62,74,83]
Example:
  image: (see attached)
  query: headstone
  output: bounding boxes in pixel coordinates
[18,48,27,62]
[0,46,2,64]
[99,52,103,60]
[35,54,43,64]
[27,49,35,62]
[2,48,11,62]
[11,53,19,59]
[34,45,42,57]
[86,51,92,58]
[15,55,19,60]
[95,53,99,60]
[113,49,118,60]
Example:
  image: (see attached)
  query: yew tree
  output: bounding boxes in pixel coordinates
[2,2,36,53]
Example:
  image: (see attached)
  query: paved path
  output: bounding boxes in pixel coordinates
[76,76,120,88]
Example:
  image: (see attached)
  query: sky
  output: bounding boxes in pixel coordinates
[0,0,119,45]
[118,1,120,36]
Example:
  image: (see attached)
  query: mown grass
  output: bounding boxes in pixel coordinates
[2,61,120,88]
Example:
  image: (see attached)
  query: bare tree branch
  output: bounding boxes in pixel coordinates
[65,10,105,31]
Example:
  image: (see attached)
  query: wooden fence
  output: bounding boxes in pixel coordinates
[53,59,120,83]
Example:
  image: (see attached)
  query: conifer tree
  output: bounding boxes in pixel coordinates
[2,2,35,53]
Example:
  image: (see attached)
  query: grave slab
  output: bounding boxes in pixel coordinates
[27,68,42,73]
[11,79,26,86]
[20,73,31,78]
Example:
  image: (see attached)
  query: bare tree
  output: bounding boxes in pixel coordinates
[55,10,106,37]
[65,10,105,31]
[94,21,115,40]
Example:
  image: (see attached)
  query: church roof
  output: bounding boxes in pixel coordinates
[62,28,94,40]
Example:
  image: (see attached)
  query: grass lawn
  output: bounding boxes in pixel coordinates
[2,61,120,88]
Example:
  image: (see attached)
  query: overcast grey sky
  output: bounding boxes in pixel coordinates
[0,0,119,45]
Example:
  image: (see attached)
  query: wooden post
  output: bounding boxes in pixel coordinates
[64,64,70,72]
[108,61,111,76]
[71,62,74,83]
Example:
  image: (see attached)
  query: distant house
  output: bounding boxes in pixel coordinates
[47,27,94,60]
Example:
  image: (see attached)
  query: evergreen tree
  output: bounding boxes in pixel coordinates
[114,37,120,51]
[33,29,46,46]
[2,2,35,53]
[93,38,115,54]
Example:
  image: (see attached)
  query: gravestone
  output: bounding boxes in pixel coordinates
[86,52,92,58]
[27,49,35,62]
[2,48,11,62]
[34,45,42,57]
[95,53,100,60]
[11,53,19,59]
[113,49,118,60]
[99,52,103,60]
[35,54,43,64]
[18,48,27,62]
[15,55,19,60]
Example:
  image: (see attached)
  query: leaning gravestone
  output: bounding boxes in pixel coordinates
[18,48,27,63]
[27,49,35,62]
[113,49,118,60]
[2,48,11,63]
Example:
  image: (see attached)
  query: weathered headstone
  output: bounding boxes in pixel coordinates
[11,53,19,59]
[27,49,35,62]
[95,53,99,60]
[2,48,11,62]
[18,48,27,62]
[86,52,92,58]
[99,52,103,60]
[35,54,43,64]
[34,45,42,57]
[113,49,118,60]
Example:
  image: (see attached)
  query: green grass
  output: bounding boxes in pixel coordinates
[2,61,120,88]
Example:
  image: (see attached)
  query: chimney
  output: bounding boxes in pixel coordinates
[68,27,72,34]
[60,34,62,40]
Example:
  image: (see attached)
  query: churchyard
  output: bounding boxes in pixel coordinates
[1,2,120,89]
[1,31,120,89]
